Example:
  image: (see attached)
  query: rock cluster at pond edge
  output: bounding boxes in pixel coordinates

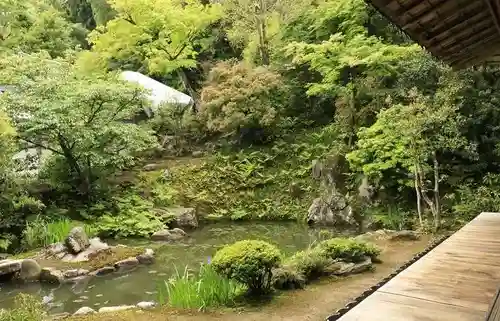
[0,227,156,285]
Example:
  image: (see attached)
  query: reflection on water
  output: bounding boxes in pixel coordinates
[0,222,349,314]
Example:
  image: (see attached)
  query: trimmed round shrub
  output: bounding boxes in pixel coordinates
[212,240,282,294]
[318,238,381,262]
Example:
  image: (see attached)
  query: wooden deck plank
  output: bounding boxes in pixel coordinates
[335,212,500,321]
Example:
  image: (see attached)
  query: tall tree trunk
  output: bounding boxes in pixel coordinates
[414,166,423,228]
[176,69,198,112]
[256,0,270,65]
[433,152,441,231]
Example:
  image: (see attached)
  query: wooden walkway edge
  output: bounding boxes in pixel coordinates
[332,212,500,321]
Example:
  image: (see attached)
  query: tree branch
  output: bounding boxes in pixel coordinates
[17,137,64,156]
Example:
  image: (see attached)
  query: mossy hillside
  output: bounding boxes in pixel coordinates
[143,125,342,221]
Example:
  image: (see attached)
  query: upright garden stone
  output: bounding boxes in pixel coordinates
[65,227,90,254]
[18,259,42,282]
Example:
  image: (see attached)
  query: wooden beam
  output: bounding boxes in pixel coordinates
[426,0,484,34]
[446,35,499,63]
[434,24,496,54]
[402,0,462,31]
[425,10,490,46]
[484,0,500,37]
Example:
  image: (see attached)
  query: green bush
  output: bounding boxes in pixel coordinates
[271,265,306,290]
[212,240,282,294]
[317,238,381,262]
[93,194,165,238]
[284,247,333,279]
[0,294,45,321]
[22,217,96,250]
[157,264,244,310]
[199,60,289,144]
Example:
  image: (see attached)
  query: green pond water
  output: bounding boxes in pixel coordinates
[0,222,350,314]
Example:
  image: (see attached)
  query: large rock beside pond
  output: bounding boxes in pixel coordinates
[151,228,186,241]
[73,307,96,316]
[136,248,155,265]
[40,268,64,284]
[61,237,109,263]
[0,259,21,278]
[18,259,42,282]
[65,227,90,254]
[325,257,373,276]
[169,207,198,229]
[307,191,355,227]
[115,257,139,271]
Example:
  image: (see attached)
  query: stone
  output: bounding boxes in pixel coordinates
[191,151,204,158]
[62,238,109,263]
[46,242,67,259]
[40,268,64,284]
[65,227,90,255]
[143,163,161,171]
[325,257,372,276]
[170,207,198,229]
[18,259,41,282]
[136,301,156,310]
[114,257,139,270]
[0,259,22,277]
[151,228,186,241]
[98,305,135,313]
[51,312,71,320]
[73,307,96,315]
[306,189,355,227]
[0,253,8,260]
[388,230,420,241]
[63,269,89,279]
[136,248,155,265]
[91,266,115,276]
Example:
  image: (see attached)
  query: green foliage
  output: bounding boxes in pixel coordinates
[86,0,222,74]
[0,294,45,321]
[200,60,288,143]
[317,238,380,262]
[453,174,500,220]
[284,246,331,279]
[271,265,306,290]
[0,52,157,201]
[0,0,79,57]
[93,194,164,238]
[212,240,282,293]
[168,125,341,221]
[158,264,244,310]
[22,218,96,249]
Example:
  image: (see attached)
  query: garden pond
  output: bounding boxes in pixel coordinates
[0,222,352,314]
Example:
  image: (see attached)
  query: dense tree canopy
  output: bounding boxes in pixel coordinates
[2,0,500,251]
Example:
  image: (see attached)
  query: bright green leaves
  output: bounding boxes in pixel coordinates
[87,0,222,74]
[0,0,78,57]
[0,52,157,197]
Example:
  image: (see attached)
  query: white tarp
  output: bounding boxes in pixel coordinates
[120,71,193,117]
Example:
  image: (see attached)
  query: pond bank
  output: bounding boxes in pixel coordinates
[68,235,432,321]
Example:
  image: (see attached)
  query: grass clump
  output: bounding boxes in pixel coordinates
[274,238,380,290]
[23,217,96,249]
[212,240,282,294]
[0,294,45,321]
[317,238,381,262]
[157,264,244,310]
[271,265,306,290]
[284,247,333,279]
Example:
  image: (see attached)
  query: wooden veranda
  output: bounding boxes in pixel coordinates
[327,212,500,321]
[367,0,500,67]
